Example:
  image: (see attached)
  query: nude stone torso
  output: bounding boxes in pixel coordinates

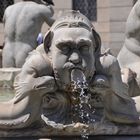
[2,1,54,68]
[117,0,140,90]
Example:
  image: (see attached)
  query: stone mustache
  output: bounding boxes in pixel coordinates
[0,11,140,129]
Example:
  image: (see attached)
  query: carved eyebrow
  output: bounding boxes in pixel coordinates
[77,39,92,46]
[55,39,75,46]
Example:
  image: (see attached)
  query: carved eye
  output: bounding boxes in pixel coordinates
[60,46,70,54]
[79,45,89,53]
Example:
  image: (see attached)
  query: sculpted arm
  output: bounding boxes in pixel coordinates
[14,52,57,103]
[125,1,140,38]
[40,5,55,26]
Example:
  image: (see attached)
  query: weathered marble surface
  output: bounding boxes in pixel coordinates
[0,10,139,130]
[118,0,140,97]
[0,7,140,137]
[0,121,140,137]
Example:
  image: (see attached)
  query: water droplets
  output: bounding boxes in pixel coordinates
[70,69,95,139]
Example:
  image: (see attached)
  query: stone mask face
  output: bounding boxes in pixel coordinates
[50,27,96,90]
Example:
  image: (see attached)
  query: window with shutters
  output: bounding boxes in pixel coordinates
[72,0,97,21]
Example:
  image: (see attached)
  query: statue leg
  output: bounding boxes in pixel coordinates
[15,50,30,68]
[2,43,15,67]
[15,45,33,68]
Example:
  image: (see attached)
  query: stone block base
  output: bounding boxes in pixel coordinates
[0,68,21,88]
[0,122,140,138]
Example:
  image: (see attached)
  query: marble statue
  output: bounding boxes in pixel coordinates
[2,0,55,68]
[117,0,140,97]
[0,10,140,129]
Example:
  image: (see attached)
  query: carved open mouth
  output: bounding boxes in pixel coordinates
[70,68,85,82]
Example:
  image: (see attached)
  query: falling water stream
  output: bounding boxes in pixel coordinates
[71,69,95,139]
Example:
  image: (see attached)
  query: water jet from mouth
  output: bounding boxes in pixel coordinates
[70,69,95,138]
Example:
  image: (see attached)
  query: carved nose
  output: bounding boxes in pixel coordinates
[69,51,81,64]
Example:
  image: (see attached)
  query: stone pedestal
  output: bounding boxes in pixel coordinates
[0,68,21,88]
[0,122,140,138]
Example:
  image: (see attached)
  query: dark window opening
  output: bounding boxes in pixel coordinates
[133,0,138,5]
[0,0,14,22]
[72,0,97,21]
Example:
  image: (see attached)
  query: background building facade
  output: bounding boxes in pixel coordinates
[0,0,137,56]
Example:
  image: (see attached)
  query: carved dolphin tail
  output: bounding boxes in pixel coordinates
[0,92,42,129]
[0,114,30,129]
